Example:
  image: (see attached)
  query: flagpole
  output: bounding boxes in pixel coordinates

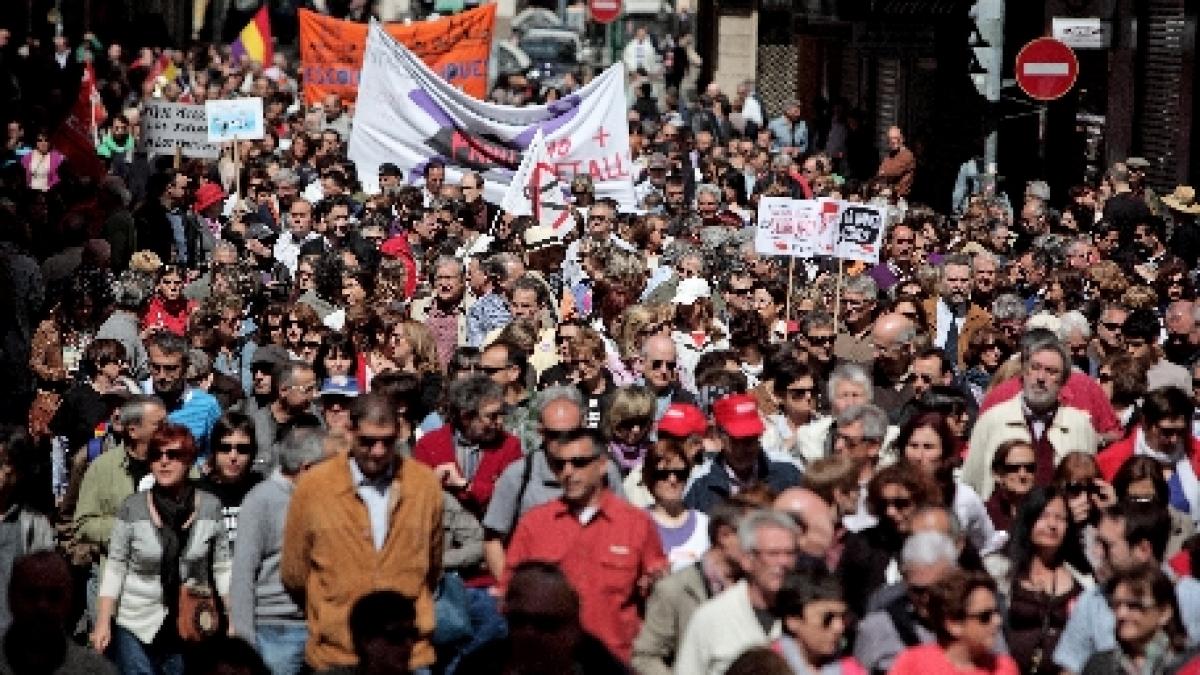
[833,258,844,332]
[785,256,795,323]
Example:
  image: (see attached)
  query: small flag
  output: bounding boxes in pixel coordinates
[231,6,274,66]
[51,69,106,180]
[499,129,572,236]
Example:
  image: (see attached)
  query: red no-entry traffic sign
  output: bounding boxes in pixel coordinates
[1016,37,1079,101]
[589,0,621,23]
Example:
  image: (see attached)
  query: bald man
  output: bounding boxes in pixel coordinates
[871,313,918,420]
[876,126,915,198]
[640,334,699,413]
[774,488,835,560]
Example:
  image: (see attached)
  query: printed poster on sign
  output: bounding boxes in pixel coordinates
[205,98,265,142]
[815,198,842,256]
[835,203,888,264]
[141,102,220,159]
[754,197,801,256]
[349,22,636,208]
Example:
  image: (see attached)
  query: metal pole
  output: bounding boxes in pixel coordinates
[1037,104,1047,168]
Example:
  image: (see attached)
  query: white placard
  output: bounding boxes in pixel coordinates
[141,101,220,159]
[755,197,802,256]
[205,97,265,142]
[1052,17,1107,50]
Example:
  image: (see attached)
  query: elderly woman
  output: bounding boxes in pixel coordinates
[92,424,232,672]
[890,569,1018,674]
[603,385,656,475]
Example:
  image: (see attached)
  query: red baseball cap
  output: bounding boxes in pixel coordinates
[712,394,765,438]
[657,403,707,438]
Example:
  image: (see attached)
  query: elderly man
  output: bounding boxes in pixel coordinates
[640,334,698,415]
[1164,300,1198,366]
[794,363,899,464]
[923,254,990,371]
[411,256,470,369]
[774,488,835,560]
[675,510,798,675]
[685,394,802,512]
[871,313,918,421]
[963,330,1099,498]
[282,394,443,672]
[273,198,317,277]
[876,126,915,198]
[1088,301,1128,376]
[853,532,960,673]
[251,360,319,476]
[970,250,1000,310]
[833,276,879,365]
[230,428,329,673]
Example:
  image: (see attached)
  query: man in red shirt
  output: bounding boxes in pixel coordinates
[502,428,668,662]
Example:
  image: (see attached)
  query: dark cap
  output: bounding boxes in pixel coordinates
[379,163,403,177]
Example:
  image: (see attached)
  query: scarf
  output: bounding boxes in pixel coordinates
[1134,427,1185,465]
[151,483,196,618]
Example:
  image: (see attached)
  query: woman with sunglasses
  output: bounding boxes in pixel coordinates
[643,438,709,571]
[962,325,1008,406]
[21,128,64,191]
[142,265,196,338]
[197,413,262,545]
[1112,456,1196,558]
[92,424,232,671]
[994,487,1087,675]
[896,413,1001,556]
[986,439,1039,532]
[762,361,824,461]
[603,386,657,476]
[891,569,1017,675]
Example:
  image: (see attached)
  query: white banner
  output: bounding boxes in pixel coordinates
[835,203,888,264]
[349,22,636,209]
[499,129,573,236]
[141,102,220,159]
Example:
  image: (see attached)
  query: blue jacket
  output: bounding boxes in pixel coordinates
[683,452,802,513]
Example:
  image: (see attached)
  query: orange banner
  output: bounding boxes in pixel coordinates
[299,7,495,105]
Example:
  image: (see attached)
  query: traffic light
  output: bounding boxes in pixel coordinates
[968,0,1004,101]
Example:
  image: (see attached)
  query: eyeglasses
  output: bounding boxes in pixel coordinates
[589,214,613,222]
[147,448,186,463]
[1125,338,1148,349]
[1003,461,1037,474]
[965,608,999,624]
[617,417,652,431]
[1098,372,1113,383]
[555,333,578,345]
[1065,480,1097,497]
[1100,322,1124,332]
[805,334,835,346]
[288,383,317,394]
[650,359,677,371]
[1153,425,1189,439]
[358,433,398,449]
[217,441,254,455]
[150,362,183,374]
[301,340,323,350]
[817,609,847,629]
[651,467,690,483]
[879,496,913,511]
[727,287,752,296]
[546,452,602,472]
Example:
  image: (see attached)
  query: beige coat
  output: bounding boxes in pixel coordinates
[962,395,1100,499]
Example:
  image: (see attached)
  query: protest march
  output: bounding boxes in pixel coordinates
[1,1,1200,674]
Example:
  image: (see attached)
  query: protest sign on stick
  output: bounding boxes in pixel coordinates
[142,101,220,160]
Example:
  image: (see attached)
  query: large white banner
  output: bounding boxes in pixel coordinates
[349,22,636,209]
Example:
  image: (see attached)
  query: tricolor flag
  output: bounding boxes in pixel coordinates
[231,7,273,66]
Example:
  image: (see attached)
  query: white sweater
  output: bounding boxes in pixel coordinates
[674,580,780,675]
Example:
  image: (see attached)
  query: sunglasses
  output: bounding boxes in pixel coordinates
[148,448,186,463]
[541,428,587,445]
[546,452,602,472]
[479,364,511,375]
[651,467,690,483]
[302,340,323,350]
[1003,461,1036,475]
[1065,480,1098,497]
[1100,322,1124,332]
[650,359,677,371]
[555,333,578,345]
[965,608,999,624]
[879,496,913,511]
[358,433,398,449]
[1098,373,1113,383]
[217,442,254,455]
[786,387,815,399]
[806,334,835,346]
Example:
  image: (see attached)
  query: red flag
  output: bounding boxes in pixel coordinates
[51,69,107,181]
[83,63,107,132]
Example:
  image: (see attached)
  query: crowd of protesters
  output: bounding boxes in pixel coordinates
[2,6,1200,675]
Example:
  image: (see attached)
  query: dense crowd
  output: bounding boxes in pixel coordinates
[2,8,1200,675]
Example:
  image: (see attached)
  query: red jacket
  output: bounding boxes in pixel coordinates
[980,370,1120,436]
[411,425,522,516]
[1095,427,1200,482]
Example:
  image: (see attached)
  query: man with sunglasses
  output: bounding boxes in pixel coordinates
[141,331,221,455]
[503,425,667,663]
[562,198,635,290]
[640,334,698,418]
[1096,388,1200,514]
[282,393,444,672]
[1087,302,1129,376]
[1124,308,1192,393]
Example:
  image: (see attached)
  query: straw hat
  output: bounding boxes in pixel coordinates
[1162,186,1200,215]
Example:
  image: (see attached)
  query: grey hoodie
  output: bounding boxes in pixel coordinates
[229,470,304,641]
